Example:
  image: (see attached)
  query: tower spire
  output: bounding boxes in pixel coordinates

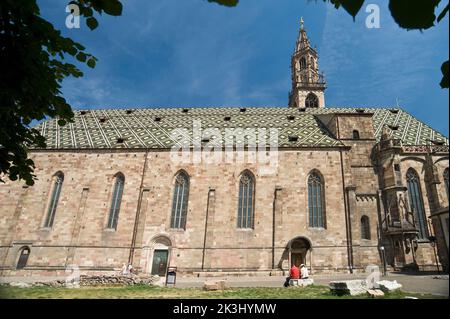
[289,18,326,108]
[296,17,310,52]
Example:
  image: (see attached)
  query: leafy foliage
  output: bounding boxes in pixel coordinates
[208,0,239,6]
[0,0,122,185]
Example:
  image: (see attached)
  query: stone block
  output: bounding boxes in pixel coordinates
[289,278,314,287]
[203,281,219,291]
[376,280,402,293]
[367,289,385,298]
[9,282,31,288]
[329,280,367,296]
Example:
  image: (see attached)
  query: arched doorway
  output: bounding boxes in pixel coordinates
[288,237,312,268]
[149,236,172,276]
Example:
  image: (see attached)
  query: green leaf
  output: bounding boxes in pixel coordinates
[389,0,441,30]
[74,43,86,51]
[338,0,365,19]
[323,0,364,19]
[57,119,67,126]
[84,7,94,17]
[437,4,449,22]
[66,45,77,56]
[207,0,239,6]
[76,52,87,62]
[86,57,96,68]
[440,61,449,89]
[86,17,99,30]
[102,0,123,16]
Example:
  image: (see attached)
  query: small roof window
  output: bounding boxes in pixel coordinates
[388,125,399,130]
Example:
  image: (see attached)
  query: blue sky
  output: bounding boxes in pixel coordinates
[38,0,449,136]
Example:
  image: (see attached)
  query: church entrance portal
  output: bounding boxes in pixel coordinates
[151,250,169,276]
[288,237,311,268]
[149,236,172,276]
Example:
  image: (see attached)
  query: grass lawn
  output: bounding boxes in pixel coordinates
[0,284,444,299]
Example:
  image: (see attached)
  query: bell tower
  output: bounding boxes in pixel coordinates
[289,18,326,108]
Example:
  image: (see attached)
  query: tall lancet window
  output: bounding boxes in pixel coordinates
[171,171,190,229]
[299,57,306,70]
[237,171,255,229]
[308,171,326,228]
[44,172,64,228]
[305,93,319,108]
[444,168,449,202]
[107,173,125,230]
[361,216,371,240]
[406,168,428,239]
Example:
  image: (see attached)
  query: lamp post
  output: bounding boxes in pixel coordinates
[380,246,387,276]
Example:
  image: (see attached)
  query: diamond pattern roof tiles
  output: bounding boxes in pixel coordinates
[33,107,448,149]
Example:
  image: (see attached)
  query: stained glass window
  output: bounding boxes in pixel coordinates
[107,173,125,230]
[308,171,325,228]
[171,171,190,229]
[406,169,428,239]
[44,172,64,228]
[237,171,255,229]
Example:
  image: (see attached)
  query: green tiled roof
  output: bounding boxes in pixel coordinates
[33,107,449,149]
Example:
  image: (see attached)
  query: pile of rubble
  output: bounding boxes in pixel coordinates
[78,275,157,286]
[7,275,158,288]
[329,279,402,297]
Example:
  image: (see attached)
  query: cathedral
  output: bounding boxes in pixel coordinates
[0,20,448,278]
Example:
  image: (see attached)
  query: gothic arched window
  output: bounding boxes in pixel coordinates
[299,57,306,70]
[353,130,360,140]
[237,171,255,229]
[16,246,30,269]
[444,168,449,202]
[107,173,125,230]
[171,171,190,229]
[406,168,428,239]
[361,215,371,240]
[44,172,64,228]
[308,171,326,228]
[305,93,319,108]
[310,57,315,69]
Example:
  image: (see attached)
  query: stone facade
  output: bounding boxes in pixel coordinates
[0,20,448,278]
[0,142,448,277]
